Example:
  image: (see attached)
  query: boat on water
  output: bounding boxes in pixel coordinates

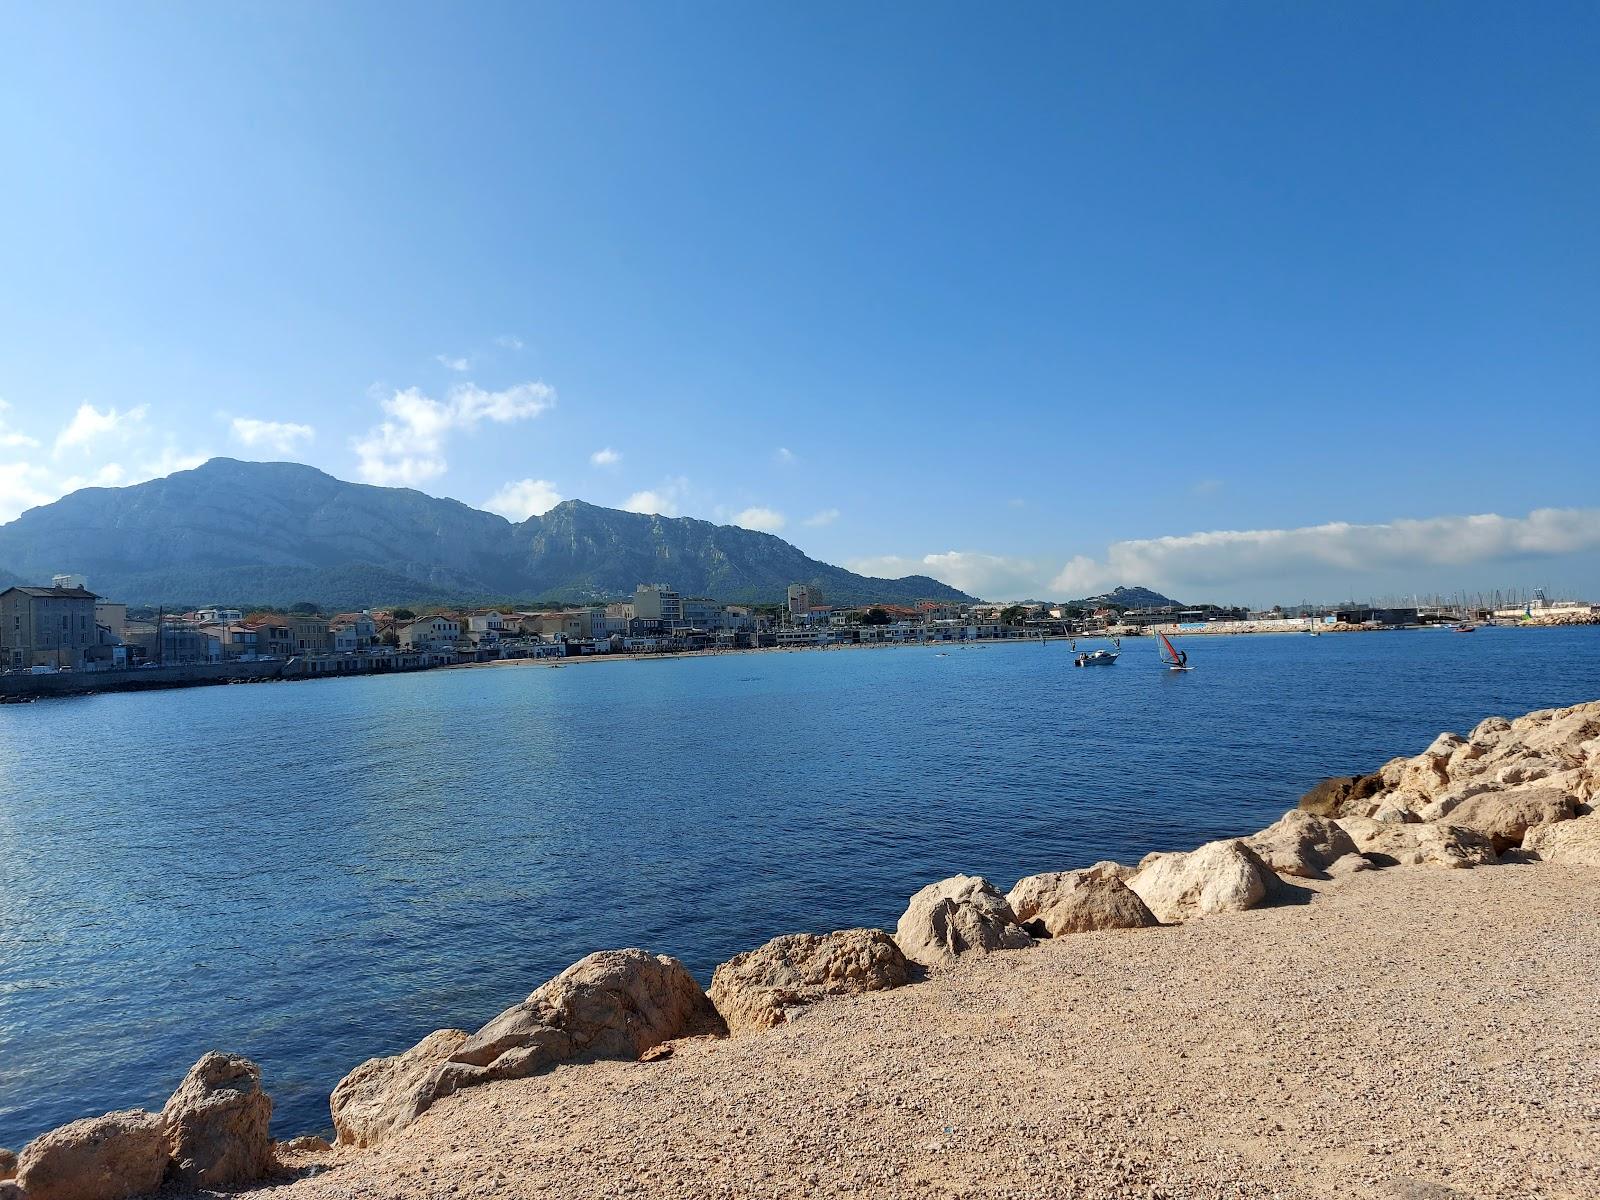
[1453,622,1477,633]
[1157,630,1193,670]
[1074,649,1118,667]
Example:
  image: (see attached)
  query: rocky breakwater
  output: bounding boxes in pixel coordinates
[7,698,1597,1200]
[1297,699,1599,866]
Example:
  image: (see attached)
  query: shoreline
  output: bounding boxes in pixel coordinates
[6,698,1597,1198]
[6,621,1588,701]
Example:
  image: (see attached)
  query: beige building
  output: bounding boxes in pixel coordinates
[1,584,101,670]
[94,601,128,640]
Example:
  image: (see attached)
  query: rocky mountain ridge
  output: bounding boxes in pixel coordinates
[0,459,974,609]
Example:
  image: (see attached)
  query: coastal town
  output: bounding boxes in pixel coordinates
[3,573,1596,698]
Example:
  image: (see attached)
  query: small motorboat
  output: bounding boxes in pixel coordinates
[1453,623,1476,632]
[1074,649,1118,667]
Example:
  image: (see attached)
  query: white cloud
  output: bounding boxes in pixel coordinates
[735,506,786,533]
[774,447,796,465]
[353,380,556,486]
[483,478,562,521]
[623,477,689,517]
[0,400,40,449]
[58,463,127,492]
[590,446,621,467]
[494,335,525,351]
[435,354,470,372]
[230,417,315,453]
[133,447,210,481]
[53,403,148,457]
[0,461,56,522]
[802,507,841,527]
[1050,508,1600,599]
[845,551,1048,600]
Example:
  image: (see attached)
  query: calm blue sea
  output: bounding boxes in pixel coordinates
[2,627,1597,1145]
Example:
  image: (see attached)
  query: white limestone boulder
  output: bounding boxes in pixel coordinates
[1443,785,1576,853]
[160,1052,273,1189]
[709,928,909,1035]
[894,874,1032,967]
[1522,813,1600,866]
[1336,817,1496,869]
[1006,869,1157,937]
[330,1028,470,1149]
[1246,811,1360,879]
[1126,839,1278,924]
[16,1111,167,1200]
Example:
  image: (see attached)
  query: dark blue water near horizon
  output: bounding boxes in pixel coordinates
[2,626,1598,1145]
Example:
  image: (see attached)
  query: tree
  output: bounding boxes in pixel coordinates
[861,607,892,626]
[392,608,417,622]
[1000,604,1027,625]
[380,628,399,647]
[290,601,320,614]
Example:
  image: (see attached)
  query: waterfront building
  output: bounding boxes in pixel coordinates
[399,615,462,652]
[0,584,101,671]
[589,608,627,639]
[94,600,128,640]
[786,582,823,617]
[633,584,683,627]
[196,606,244,624]
[330,611,377,653]
[287,614,331,654]
[197,622,262,659]
[129,622,222,665]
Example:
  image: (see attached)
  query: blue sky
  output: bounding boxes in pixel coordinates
[1,3,1596,603]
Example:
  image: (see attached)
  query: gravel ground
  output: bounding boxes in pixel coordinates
[264,862,1600,1200]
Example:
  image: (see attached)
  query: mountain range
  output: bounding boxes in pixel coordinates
[0,459,975,609]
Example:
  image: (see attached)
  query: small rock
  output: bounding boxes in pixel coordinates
[275,1134,333,1154]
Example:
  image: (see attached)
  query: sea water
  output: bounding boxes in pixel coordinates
[2,626,1596,1143]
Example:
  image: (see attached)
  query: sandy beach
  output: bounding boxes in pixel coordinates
[264,862,1599,1200]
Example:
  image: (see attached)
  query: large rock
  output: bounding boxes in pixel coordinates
[1127,839,1278,923]
[330,1028,471,1148]
[709,929,910,1035]
[1246,811,1360,879]
[1443,786,1576,853]
[1522,813,1600,866]
[451,948,723,1069]
[0,1149,14,1180]
[160,1052,273,1189]
[894,874,1032,967]
[1006,870,1157,937]
[1336,817,1496,869]
[1296,773,1384,818]
[16,1110,168,1200]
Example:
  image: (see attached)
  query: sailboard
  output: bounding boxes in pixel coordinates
[1157,630,1193,670]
